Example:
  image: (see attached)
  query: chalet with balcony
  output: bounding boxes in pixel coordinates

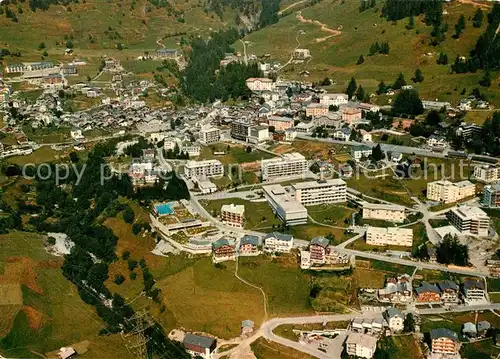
[238,235,261,256]
[212,238,236,263]
[437,280,460,304]
[309,236,330,265]
[430,328,459,355]
[415,282,441,304]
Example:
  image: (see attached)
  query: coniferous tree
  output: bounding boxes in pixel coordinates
[377,80,387,94]
[356,85,366,101]
[392,72,406,90]
[346,77,357,99]
[406,16,415,30]
[454,14,466,38]
[473,8,483,28]
[357,55,365,65]
[412,68,424,83]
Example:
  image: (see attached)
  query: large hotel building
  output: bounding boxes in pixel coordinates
[262,184,308,226]
[362,203,407,223]
[446,205,490,237]
[474,165,500,183]
[261,152,308,181]
[365,227,413,247]
[184,160,224,179]
[292,179,347,206]
[426,180,475,204]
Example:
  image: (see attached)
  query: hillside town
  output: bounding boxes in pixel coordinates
[0,1,499,357]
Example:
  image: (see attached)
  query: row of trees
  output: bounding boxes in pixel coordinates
[23,141,190,356]
[369,42,390,56]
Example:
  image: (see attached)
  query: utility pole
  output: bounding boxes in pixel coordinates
[122,310,154,359]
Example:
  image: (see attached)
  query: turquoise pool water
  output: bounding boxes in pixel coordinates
[155,203,175,215]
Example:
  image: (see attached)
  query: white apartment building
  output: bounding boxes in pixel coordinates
[261,152,307,181]
[426,180,476,204]
[362,203,407,223]
[184,160,224,179]
[199,127,221,145]
[220,204,245,228]
[447,205,490,237]
[292,179,347,206]
[247,125,269,144]
[463,279,486,303]
[346,333,377,359]
[246,77,274,92]
[263,184,308,226]
[474,165,500,183]
[365,227,413,247]
[263,232,294,253]
[182,144,201,157]
[319,93,348,107]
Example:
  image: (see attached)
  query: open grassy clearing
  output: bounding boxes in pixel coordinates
[238,256,313,316]
[0,231,132,359]
[197,143,275,165]
[6,147,60,166]
[379,335,424,359]
[289,224,353,242]
[236,0,499,106]
[156,258,266,339]
[307,204,355,227]
[251,337,315,359]
[200,197,282,231]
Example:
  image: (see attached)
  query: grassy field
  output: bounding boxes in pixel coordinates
[289,224,353,242]
[238,256,313,316]
[251,337,315,359]
[197,143,275,165]
[7,147,60,166]
[307,204,355,227]
[156,258,266,339]
[200,198,282,231]
[379,335,424,359]
[236,0,499,106]
[0,231,133,359]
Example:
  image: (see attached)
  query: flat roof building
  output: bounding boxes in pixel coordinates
[221,204,245,228]
[447,205,489,237]
[427,180,475,204]
[474,165,500,183]
[365,227,413,247]
[346,332,378,359]
[483,184,500,208]
[261,152,307,181]
[292,179,347,206]
[263,184,307,226]
[362,202,407,223]
[199,127,221,145]
[184,159,224,179]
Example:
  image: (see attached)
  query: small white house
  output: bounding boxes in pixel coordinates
[385,307,405,332]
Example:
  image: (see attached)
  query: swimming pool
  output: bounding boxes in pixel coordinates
[155,202,175,216]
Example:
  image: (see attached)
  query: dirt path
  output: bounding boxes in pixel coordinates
[296,11,342,43]
[456,0,493,9]
[278,0,308,15]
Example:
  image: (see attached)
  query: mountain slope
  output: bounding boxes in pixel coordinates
[236,0,499,106]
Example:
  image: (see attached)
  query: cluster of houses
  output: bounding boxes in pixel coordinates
[377,276,489,306]
[210,232,352,267]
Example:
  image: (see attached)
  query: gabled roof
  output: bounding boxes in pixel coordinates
[463,279,485,290]
[437,280,459,292]
[386,307,404,320]
[430,328,458,342]
[477,321,491,332]
[462,322,477,333]
[310,236,329,248]
[183,333,216,349]
[240,235,260,247]
[415,281,440,295]
[264,232,293,242]
[212,238,232,250]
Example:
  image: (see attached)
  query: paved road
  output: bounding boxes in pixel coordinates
[257,304,500,359]
[335,246,490,277]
